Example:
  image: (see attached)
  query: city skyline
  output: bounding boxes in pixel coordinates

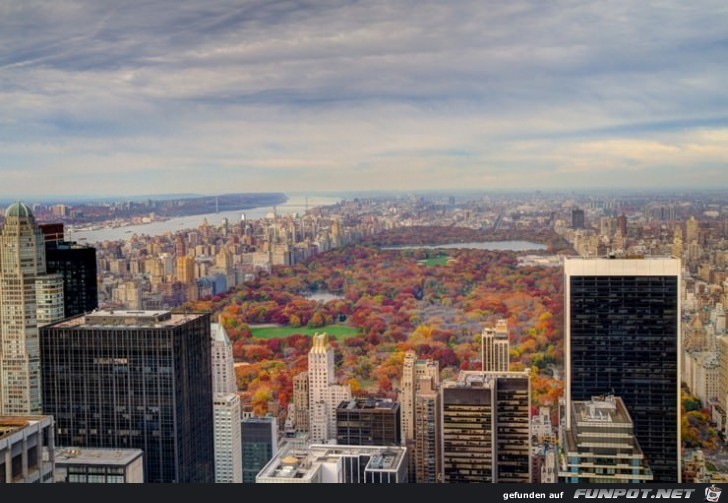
[2,1,727,197]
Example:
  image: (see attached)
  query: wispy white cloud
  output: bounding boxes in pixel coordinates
[0,0,726,196]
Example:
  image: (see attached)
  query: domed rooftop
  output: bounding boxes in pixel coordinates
[5,201,34,219]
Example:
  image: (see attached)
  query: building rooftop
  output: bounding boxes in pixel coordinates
[54,447,143,466]
[446,369,530,388]
[5,201,33,219]
[257,443,407,482]
[571,394,633,426]
[49,309,206,328]
[0,416,51,441]
[211,322,231,346]
[338,397,399,411]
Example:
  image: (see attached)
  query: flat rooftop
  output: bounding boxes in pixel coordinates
[55,447,144,466]
[259,444,407,481]
[0,416,51,441]
[446,370,530,388]
[338,398,399,411]
[49,309,206,328]
[572,395,633,426]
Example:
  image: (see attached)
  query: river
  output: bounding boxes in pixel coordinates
[68,194,343,243]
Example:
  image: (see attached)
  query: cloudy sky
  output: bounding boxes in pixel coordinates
[1,1,727,198]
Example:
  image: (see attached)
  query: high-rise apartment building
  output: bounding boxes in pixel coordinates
[558,394,653,483]
[414,375,440,483]
[440,370,531,483]
[616,214,628,238]
[0,202,65,415]
[399,350,439,482]
[213,393,242,483]
[176,255,195,284]
[39,310,215,483]
[293,371,309,434]
[564,257,681,482]
[308,333,351,443]
[482,319,510,372]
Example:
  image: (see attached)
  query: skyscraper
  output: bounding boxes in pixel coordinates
[42,231,98,319]
[440,370,531,483]
[308,333,351,443]
[211,322,237,395]
[399,350,439,482]
[293,371,310,434]
[482,319,510,372]
[571,208,585,229]
[0,202,65,415]
[210,322,242,483]
[564,257,681,482]
[213,393,243,483]
[39,309,215,483]
[414,375,440,484]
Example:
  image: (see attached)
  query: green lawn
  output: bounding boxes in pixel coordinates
[419,255,449,267]
[250,324,361,340]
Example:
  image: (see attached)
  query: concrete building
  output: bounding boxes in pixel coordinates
[53,447,143,483]
[213,394,242,483]
[256,443,408,483]
[564,257,681,482]
[532,406,555,444]
[39,309,215,483]
[558,395,653,483]
[0,415,55,483]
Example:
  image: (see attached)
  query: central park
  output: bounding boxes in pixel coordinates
[183,225,716,451]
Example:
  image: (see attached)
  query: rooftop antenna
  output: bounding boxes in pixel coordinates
[215,196,219,214]
[305,195,308,213]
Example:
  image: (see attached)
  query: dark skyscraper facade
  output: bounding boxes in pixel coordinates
[46,243,98,318]
[40,223,98,318]
[571,208,585,229]
[564,257,681,483]
[39,310,215,483]
[336,398,401,446]
[241,417,277,484]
